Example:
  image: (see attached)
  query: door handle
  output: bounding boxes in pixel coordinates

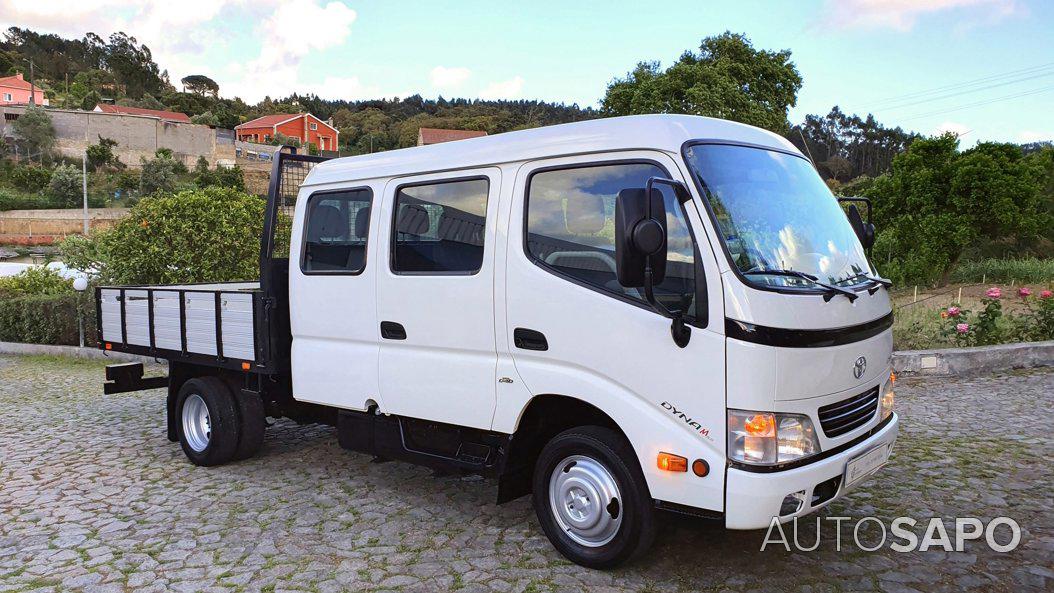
[380,321,406,340]
[513,328,548,351]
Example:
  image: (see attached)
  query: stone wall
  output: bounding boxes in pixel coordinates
[0,106,235,167]
[0,208,127,245]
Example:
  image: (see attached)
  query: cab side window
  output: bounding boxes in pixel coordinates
[392,178,489,274]
[526,162,698,318]
[302,189,372,273]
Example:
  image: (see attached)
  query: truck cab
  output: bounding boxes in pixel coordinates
[98,114,897,568]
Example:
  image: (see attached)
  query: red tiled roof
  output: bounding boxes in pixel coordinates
[235,113,300,130]
[418,127,488,145]
[95,104,191,123]
[0,74,34,91]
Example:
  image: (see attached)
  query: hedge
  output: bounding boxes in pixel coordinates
[0,293,96,346]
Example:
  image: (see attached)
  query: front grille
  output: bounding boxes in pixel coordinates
[818,386,879,438]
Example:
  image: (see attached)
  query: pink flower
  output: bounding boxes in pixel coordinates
[1018,287,1032,298]
[947,306,961,317]
[1042,290,1053,299]
[985,287,1002,299]
[956,323,970,334]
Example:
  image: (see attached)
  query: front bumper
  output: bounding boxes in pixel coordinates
[724,412,899,530]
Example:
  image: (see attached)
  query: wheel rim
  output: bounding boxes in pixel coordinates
[181,393,211,452]
[548,454,623,547]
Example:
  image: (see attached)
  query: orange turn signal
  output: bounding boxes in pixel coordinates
[692,459,709,477]
[104,343,112,350]
[657,452,688,472]
[241,361,251,371]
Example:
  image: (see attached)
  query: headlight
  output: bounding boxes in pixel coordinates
[880,372,895,420]
[728,409,819,465]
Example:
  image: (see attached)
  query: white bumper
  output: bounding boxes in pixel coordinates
[725,413,899,530]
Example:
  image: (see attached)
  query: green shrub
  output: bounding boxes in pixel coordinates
[0,292,95,346]
[10,163,52,192]
[139,154,180,195]
[0,266,73,296]
[47,163,84,208]
[0,188,49,211]
[195,159,245,191]
[61,186,265,285]
[86,136,123,171]
[951,258,1054,284]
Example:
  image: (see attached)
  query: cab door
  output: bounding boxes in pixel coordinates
[497,152,727,513]
[289,184,380,410]
[375,168,501,429]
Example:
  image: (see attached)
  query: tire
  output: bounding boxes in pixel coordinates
[233,389,265,461]
[532,426,656,569]
[175,377,240,466]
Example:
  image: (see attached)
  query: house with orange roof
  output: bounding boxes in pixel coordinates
[94,104,191,123]
[235,113,339,151]
[417,127,487,146]
[0,73,48,106]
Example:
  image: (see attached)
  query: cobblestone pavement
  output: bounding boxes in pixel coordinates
[1,355,1052,593]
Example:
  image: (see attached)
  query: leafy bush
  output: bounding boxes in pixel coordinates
[11,106,56,161]
[47,163,83,208]
[866,136,1050,286]
[61,186,266,284]
[86,136,123,171]
[951,258,1054,284]
[195,158,245,191]
[0,266,73,297]
[0,188,49,211]
[0,292,95,346]
[139,153,181,195]
[10,163,52,192]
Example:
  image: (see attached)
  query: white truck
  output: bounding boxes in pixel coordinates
[97,114,898,568]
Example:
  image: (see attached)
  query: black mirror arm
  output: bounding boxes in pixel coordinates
[643,264,692,348]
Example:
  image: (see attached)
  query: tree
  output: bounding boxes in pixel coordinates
[181,74,219,97]
[60,187,266,284]
[601,32,802,133]
[790,106,918,180]
[12,106,56,161]
[47,163,83,208]
[139,152,181,195]
[85,136,123,171]
[865,135,1050,285]
[190,110,220,126]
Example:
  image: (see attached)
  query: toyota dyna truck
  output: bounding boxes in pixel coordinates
[97,114,898,568]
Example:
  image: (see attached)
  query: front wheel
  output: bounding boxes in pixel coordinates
[532,426,655,568]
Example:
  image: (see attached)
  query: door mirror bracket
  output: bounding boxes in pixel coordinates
[616,177,693,348]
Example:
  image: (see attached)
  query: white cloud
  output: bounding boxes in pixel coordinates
[429,66,471,90]
[932,121,971,137]
[1018,130,1052,143]
[478,76,524,100]
[818,0,1021,31]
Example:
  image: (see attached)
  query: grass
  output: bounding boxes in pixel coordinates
[951,257,1054,285]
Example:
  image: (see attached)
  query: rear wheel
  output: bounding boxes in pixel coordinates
[176,377,240,466]
[532,426,655,568]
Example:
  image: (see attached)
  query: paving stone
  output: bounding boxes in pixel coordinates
[0,356,1051,592]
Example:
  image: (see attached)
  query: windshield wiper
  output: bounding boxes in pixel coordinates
[841,272,893,293]
[743,269,858,303]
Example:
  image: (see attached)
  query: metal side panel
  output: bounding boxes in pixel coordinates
[100,289,123,343]
[184,292,218,356]
[220,292,256,361]
[124,289,151,347]
[152,291,182,351]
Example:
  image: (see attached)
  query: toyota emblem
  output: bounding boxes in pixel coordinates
[853,356,867,379]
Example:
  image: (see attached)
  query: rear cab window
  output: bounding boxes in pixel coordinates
[301,188,373,274]
[391,178,490,274]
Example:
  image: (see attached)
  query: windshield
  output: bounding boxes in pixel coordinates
[684,143,872,289]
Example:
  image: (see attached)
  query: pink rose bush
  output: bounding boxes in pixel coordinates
[938,286,1054,346]
[947,306,961,317]
[956,323,969,334]
[1018,287,1032,298]
[985,287,1002,299]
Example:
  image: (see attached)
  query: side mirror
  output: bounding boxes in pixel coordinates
[846,204,875,250]
[615,187,667,288]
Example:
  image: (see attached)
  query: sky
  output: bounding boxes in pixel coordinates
[1,0,1052,144]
